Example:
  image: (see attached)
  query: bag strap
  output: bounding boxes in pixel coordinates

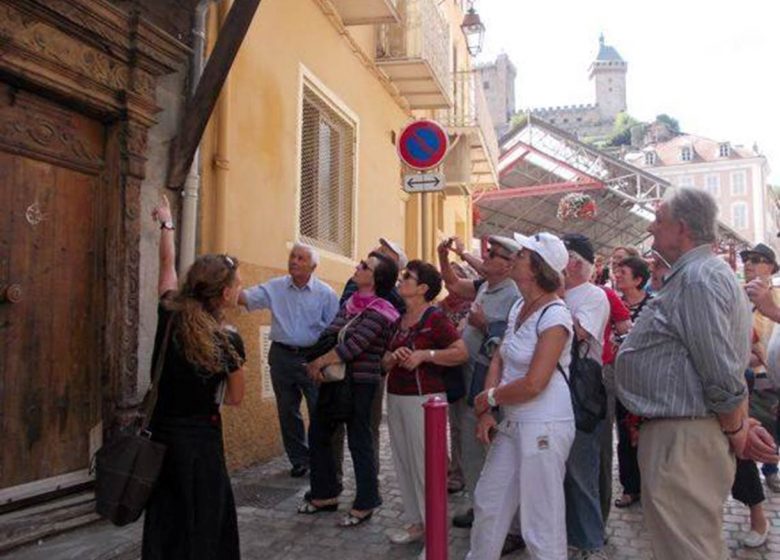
[534,301,570,384]
[139,312,175,432]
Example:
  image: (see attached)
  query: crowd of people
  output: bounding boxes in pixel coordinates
[141,187,780,560]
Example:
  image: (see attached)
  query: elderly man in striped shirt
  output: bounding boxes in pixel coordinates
[615,187,778,560]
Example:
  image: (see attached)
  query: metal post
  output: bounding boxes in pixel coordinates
[424,396,448,560]
[421,191,428,261]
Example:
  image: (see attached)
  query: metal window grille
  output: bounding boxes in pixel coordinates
[299,85,355,257]
[259,326,274,400]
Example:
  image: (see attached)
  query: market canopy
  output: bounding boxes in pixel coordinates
[473,116,748,255]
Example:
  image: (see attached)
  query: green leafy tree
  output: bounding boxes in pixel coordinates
[655,114,681,135]
[607,112,642,146]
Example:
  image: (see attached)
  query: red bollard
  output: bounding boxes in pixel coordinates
[424,395,449,560]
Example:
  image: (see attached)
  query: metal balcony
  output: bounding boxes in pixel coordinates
[331,0,400,25]
[435,70,499,190]
[375,0,452,109]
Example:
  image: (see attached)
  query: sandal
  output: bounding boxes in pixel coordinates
[614,494,639,508]
[297,499,338,514]
[339,510,373,527]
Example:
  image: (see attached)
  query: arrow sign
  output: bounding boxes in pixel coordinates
[403,173,445,193]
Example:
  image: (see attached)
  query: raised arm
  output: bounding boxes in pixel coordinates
[153,195,178,296]
[438,239,477,299]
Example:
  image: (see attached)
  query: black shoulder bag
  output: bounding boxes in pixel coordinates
[93,313,173,526]
[408,307,466,403]
[538,303,606,434]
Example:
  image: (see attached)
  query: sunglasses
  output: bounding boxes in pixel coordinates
[488,249,512,261]
[401,270,418,282]
[744,255,772,265]
[222,255,236,269]
[358,260,374,272]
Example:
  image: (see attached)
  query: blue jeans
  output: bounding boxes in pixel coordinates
[269,344,319,468]
[565,419,605,550]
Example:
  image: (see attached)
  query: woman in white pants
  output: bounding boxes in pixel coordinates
[381,260,468,545]
[469,232,576,560]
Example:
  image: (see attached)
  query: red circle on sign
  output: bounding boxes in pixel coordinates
[397,119,449,171]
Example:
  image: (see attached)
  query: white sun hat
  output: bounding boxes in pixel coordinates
[513,231,569,273]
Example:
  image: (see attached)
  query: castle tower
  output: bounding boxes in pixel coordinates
[588,34,627,121]
[477,53,517,136]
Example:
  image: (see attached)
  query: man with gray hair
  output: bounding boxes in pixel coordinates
[240,243,339,477]
[616,188,778,560]
[561,233,610,560]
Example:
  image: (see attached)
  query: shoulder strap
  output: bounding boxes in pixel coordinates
[534,301,570,384]
[140,312,175,431]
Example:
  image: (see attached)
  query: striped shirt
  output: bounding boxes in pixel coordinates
[325,307,395,384]
[615,245,750,418]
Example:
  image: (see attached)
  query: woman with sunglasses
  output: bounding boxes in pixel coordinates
[142,196,246,560]
[299,251,399,526]
[382,261,468,545]
[468,232,574,560]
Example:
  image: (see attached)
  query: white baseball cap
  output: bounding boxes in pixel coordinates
[513,231,569,273]
[487,235,521,255]
[379,238,408,268]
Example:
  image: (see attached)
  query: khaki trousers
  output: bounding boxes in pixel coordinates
[638,417,735,560]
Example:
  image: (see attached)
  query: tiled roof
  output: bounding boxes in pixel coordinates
[636,134,757,167]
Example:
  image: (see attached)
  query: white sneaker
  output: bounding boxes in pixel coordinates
[741,528,768,548]
[388,524,424,544]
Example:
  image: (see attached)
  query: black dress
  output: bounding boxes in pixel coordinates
[142,297,245,560]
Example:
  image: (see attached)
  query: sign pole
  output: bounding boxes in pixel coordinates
[421,191,428,260]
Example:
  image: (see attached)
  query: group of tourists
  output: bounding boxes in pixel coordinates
[140,186,780,560]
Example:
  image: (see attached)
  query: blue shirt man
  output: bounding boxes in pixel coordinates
[240,243,338,477]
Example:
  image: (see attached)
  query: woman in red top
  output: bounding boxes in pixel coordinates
[382,260,468,545]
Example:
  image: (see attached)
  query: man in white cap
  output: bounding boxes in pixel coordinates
[440,235,521,546]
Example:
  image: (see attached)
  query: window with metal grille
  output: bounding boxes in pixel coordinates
[298,85,356,257]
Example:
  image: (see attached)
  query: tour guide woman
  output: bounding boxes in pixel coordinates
[299,251,399,526]
[467,232,575,560]
[142,196,246,559]
[382,260,468,544]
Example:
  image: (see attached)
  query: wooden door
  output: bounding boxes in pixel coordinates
[0,85,104,497]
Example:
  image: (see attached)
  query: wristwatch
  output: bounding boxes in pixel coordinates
[429,350,436,361]
[487,387,497,407]
[160,220,175,230]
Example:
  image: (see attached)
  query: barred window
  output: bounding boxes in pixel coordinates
[298,84,356,257]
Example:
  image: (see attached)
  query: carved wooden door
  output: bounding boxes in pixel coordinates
[0,84,105,497]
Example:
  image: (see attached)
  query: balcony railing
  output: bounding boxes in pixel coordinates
[375,0,452,109]
[331,0,400,25]
[436,70,499,189]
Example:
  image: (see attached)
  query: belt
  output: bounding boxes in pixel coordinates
[273,341,310,354]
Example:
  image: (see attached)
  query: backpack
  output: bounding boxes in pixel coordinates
[538,303,606,433]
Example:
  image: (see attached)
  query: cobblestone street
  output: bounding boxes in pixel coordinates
[8,421,780,560]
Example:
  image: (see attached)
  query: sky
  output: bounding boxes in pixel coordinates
[475,0,780,182]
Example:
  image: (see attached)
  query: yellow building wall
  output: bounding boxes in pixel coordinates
[199,0,412,470]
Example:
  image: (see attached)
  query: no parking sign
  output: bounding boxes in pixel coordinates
[397,119,449,171]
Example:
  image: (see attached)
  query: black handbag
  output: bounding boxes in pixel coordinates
[93,313,174,526]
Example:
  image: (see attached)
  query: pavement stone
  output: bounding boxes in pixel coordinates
[7,421,780,560]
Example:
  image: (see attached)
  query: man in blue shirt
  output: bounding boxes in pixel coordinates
[240,243,339,477]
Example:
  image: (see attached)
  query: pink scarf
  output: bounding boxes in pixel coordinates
[345,292,400,323]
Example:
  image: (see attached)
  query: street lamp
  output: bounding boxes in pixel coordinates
[461,1,485,57]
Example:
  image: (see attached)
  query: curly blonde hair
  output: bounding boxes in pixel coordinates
[164,254,242,373]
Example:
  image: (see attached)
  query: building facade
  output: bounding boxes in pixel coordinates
[477,53,517,137]
[626,134,774,246]
[197,0,499,469]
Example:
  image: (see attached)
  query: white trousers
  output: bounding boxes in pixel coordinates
[467,419,575,560]
[387,392,446,524]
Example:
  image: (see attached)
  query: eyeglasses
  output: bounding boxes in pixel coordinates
[487,249,512,261]
[358,260,374,272]
[222,255,236,269]
[401,270,418,282]
[744,255,772,265]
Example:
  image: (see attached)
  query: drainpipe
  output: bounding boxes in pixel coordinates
[178,0,210,275]
[212,0,232,254]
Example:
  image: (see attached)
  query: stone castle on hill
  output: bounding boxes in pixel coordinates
[480,34,627,140]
